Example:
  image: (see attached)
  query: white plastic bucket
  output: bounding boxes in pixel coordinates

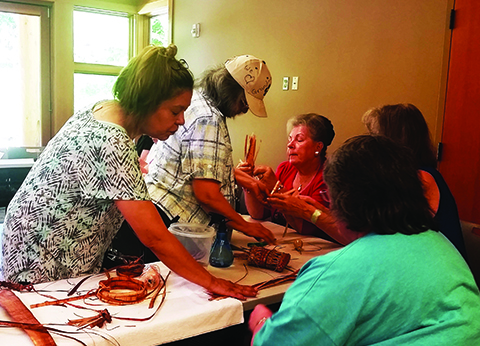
[168,223,215,265]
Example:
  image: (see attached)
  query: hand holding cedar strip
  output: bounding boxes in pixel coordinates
[237,133,260,176]
[244,133,259,168]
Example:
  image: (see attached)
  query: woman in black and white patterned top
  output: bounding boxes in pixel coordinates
[1,45,257,301]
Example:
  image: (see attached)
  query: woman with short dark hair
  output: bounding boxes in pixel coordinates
[249,135,480,345]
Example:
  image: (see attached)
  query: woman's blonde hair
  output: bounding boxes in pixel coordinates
[113,44,194,125]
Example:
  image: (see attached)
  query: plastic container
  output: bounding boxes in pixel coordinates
[168,223,215,265]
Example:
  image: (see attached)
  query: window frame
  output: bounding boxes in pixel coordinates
[72,3,172,113]
[0,0,52,146]
[73,6,139,113]
[73,6,132,77]
[1,1,172,144]
[139,0,172,46]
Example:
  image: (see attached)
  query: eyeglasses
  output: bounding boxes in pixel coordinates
[171,58,189,70]
[179,59,189,69]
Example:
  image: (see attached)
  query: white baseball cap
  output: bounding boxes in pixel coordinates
[225,55,272,117]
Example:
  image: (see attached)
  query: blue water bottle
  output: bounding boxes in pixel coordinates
[209,213,234,267]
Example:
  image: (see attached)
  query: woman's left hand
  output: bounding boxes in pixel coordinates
[208,277,258,300]
[248,180,271,205]
[254,165,278,191]
[235,167,270,204]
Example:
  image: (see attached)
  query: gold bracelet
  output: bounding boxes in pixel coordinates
[310,209,322,224]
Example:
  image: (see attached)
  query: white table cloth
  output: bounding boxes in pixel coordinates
[0,262,243,346]
[0,217,343,345]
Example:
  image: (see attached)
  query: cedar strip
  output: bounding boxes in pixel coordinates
[0,289,57,346]
[30,291,97,309]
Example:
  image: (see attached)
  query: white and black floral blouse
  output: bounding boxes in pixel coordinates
[1,105,150,284]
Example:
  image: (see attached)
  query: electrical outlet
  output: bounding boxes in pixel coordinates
[283,77,289,90]
[191,23,200,38]
[292,76,299,90]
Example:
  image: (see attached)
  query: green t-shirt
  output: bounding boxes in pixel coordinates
[254,231,480,345]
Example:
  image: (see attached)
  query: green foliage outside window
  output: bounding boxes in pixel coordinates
[150,15,167,46]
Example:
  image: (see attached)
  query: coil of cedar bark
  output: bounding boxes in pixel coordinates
[96,277,147,305]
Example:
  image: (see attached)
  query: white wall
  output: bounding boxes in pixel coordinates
[172,0,451,169]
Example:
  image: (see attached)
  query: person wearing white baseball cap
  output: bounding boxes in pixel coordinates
[113,54,275,265]
[225,54,272,117]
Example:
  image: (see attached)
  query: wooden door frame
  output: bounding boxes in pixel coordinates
[434,0,455,148]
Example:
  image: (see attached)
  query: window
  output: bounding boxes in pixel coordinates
[73,74,119,113]
[73,7,130,112]
[139,0,171,47]
[150,11,169,46]
[0,1,51,147]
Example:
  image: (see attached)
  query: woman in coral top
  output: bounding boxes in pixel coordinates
[236,113,345,242]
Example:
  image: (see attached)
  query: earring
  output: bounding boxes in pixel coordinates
[314,151,320,156]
